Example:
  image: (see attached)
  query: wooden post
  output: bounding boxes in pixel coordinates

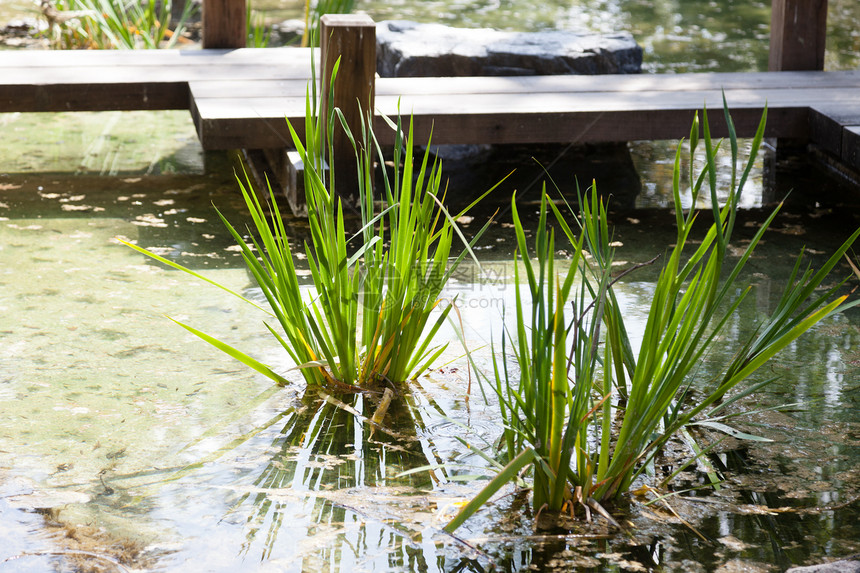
[202,0,246,49]
[320,14,376,203]
[769,0,828,71]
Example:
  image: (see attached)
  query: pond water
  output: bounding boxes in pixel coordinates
[0,107,859,572]
[1,0,860,571]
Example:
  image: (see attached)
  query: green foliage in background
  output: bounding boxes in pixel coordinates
[44,0,355,49]
[246,2,271,48]
[47,0,196,49]
[446,101,860,532]
[302,0,355,47]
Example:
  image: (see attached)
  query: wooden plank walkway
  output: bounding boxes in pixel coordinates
[1,47,859,171]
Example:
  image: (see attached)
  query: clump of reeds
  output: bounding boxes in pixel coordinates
[123,66,491,393]
[445,101,860,532]
[45,0,196,49]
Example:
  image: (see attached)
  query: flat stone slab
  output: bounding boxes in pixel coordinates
[376,20,643,77]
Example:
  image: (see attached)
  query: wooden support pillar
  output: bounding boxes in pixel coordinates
[202,0,246,49]
[769,0,828,71]
[320,14,376,203]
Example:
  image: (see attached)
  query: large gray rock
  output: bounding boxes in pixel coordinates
[376,20,642,77]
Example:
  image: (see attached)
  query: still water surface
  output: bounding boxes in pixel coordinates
[0,0,859,570]
[0,108,858,570]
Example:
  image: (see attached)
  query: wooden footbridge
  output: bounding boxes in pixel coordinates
[1,0,858,204]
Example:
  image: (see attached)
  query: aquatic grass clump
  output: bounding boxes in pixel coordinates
[123,69,491,392]
[282,86,495,387]
[49,0,196,49]
[446,101,860,532]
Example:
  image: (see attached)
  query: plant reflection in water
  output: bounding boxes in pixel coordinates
[225,385,452,569]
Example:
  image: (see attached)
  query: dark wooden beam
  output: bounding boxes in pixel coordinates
[844,126,860,171]
[202,0,246,49]
[319,14,376,203]
[769,0,828,71]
